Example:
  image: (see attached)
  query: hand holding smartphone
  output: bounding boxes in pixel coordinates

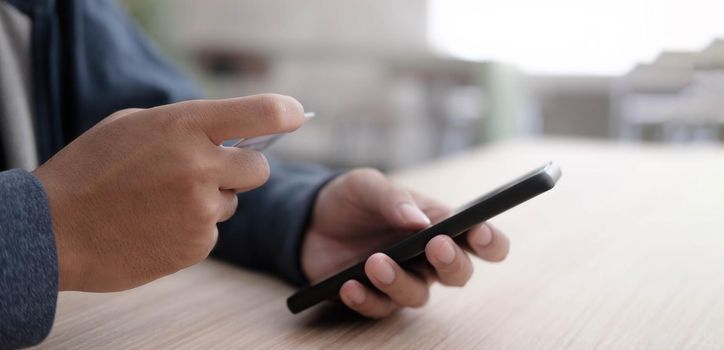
[287,162,561,314]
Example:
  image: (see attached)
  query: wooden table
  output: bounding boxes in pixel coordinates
[37,138,724,349]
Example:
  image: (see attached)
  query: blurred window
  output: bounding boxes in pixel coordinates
[428,0,724,75]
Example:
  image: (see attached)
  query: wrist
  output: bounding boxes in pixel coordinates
[33,168,86,291]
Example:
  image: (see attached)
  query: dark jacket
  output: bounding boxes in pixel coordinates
[0,0,331,348]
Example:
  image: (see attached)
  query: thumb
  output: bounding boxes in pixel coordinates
[382,185,431,229]
[351,169,431,229]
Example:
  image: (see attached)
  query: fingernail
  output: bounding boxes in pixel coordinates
[435,239,456,265]
[375,258,396,285]
[398,203,431,225]
[348,284,366,305]
[475,227,493,247]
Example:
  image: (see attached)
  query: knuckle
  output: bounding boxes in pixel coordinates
[174,99,204,116]
[388,183,409,200]
[447,275,469,287]
[487,235,510,262]
[444,256,473,287]
[408,286,430,307]
[415,294,430,307]
[351,167,384,181]
[219,194,238,221]
[255,154,271,184]
[227,193,239,211]
[174,232,216,268]
[197,227,218,257]
[204,227,219,255]
[359,302,390,319]
[115,107,144,116]
[171,169,198,190]
[155,100,206,133]
[453,262,473,286]
[154,103,188,127]
[173,249,199,269]
[178,187,218,226]
[238,150,270,187]
[188,159,211,180]
[354,303,376,318]
[344,168,384,193]
[173,155,214,188]
[194,199,219,224]
[488,250,509,262]
[174,244,213,270]
[104,108,144,125]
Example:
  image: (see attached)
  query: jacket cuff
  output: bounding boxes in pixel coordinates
[214,161,338,286]
[0,169,58,348]
[263,167,338,285]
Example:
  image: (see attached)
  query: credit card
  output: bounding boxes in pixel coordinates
[225,112,315,151]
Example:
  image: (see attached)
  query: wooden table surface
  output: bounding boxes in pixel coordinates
[36,138,724,349]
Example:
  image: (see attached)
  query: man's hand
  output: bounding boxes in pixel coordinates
[33,94,306,292]
[301,169,509,318]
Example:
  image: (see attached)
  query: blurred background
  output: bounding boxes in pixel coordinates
[122,0,724,171]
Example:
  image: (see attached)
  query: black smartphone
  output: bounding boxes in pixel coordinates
[287,162,562,314]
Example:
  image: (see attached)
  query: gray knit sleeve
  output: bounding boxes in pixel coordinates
[0,169,58,349]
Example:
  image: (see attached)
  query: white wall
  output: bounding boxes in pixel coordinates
[166,0,428,55]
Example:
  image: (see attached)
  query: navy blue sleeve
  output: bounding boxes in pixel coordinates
[60,0,203,137]
[0,169,58,349]
[213,160,337,285]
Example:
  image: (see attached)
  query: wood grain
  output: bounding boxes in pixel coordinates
[35,138,724,349]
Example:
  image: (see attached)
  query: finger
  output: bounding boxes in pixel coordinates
[208,226,220,255]
[347,169,431,229]
[425,235,473,286]
[411,191,453,224]
[217,190,238,222]
[153,94,306,144]
[188,225,220,267]
[465,223,509,262]
[215,147,270,191]
[411,191,509,262]
[340,280,398,318]
[364,253,430,308]
[98,108,144,127]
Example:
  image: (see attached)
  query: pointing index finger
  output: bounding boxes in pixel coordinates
[162,94,307,145]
